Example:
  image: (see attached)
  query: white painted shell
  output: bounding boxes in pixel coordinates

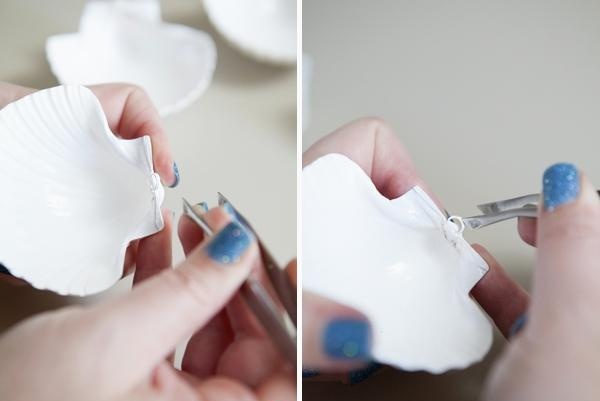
[0,85,164,296]
[303,154,492,373]
[46,0,216,117]
[204,0,296,65]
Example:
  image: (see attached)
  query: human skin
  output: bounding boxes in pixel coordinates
[302,117,529,372]
[0,207,295,400]
[0,83,296,400]
[304,118,600,400]
[483,165,600,400]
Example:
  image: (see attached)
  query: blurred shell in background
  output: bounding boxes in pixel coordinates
[46,0,216,117]
[204,0,296,66]
[0,85,164,296]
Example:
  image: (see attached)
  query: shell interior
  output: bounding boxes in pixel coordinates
[302,153,493,373]
[0,85,164,296]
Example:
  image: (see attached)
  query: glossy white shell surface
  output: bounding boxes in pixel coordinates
[204,0,296,65]
[0,85,164,296]
[303,154,492,373]
[46,0,216,116]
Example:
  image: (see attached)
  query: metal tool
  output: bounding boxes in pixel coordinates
[452,190,600,230]
[451,194,540,230]
[449,192,541,230]
[182,197,296,365]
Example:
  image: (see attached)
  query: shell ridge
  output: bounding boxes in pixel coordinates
[0,85,165,295]
[7,95,70,186]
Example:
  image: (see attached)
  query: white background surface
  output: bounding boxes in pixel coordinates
[304,0,600,399]
[0,0,296,342]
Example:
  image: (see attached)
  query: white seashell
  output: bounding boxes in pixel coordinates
[0,85,164,296]
[45,0,217,117]
[204,0,296,66]
[302,154,492,373]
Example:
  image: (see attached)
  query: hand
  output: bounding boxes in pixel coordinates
[483,164,600,400]
[302,117,529,373]
[0,82,177,283]
[0,207,294,400]
[177,207,296,397]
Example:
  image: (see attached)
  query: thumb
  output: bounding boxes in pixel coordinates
[82,207,259,384]
[530,163,600,333]
[302,291,372,372]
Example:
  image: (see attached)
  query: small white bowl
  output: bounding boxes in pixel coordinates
[204,0,296,66]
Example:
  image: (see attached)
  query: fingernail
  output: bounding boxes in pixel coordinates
[302,369,320,378]
[168,162,180,188]
[196,202,209,213]
[0,263,12,276]
[323,318,371,360]
[205,221,253,265]
[349,362,382,384]
[222,202,236,219]
[543,163,579,211]
[221,201,253,231]
[509,313,528,338]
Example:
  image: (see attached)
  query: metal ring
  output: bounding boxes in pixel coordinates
[447,215,466,235]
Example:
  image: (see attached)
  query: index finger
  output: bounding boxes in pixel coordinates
[303,117,440,205]
[89,83,177,187]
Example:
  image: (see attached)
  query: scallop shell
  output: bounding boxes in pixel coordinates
[45,0,217,117]
[302,154,492,373]
[0,85,164,296]
[204,0,296,65]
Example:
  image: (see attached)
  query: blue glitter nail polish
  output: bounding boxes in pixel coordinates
[509,313,528,338]
[349,362,382,384]
[221,202,253,231]
[323,319,371,360]
[168,162,180,188]
[543,163,579,211]
[205,221,253,265]
[223,202,236,218]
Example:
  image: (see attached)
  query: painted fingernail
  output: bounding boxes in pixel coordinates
[302,369,320,378]
[221,202,252,230]
[205,221,253,265]
[222,202,237,219]
[509,313,528,339]
[0,263,12,275]
[168,162,180,188]
[196,202,209,213]
[349,362,382,384]
[543,163,579,211]
[324,318,371,360]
